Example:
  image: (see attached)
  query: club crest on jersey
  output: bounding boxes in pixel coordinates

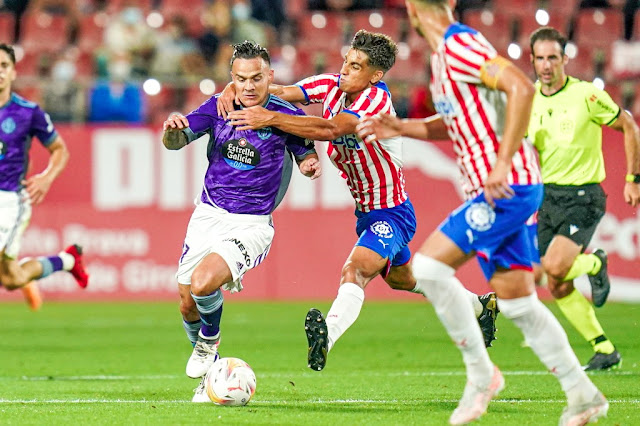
[1,117,16,134]
[370,221,394,239]
[222,138,261,170]
[465,202,495,232]
[256,127,272,140]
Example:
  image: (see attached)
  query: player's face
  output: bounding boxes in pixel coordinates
[531,40,568,89]
[0,50,16,93]
[230,57,274,108]
[338,48,381,94]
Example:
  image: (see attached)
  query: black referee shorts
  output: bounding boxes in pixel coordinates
[537,183,607,257]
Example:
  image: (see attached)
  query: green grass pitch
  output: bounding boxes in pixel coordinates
[1,300,639,425]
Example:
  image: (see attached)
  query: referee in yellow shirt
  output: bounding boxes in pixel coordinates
[527,27,640,371]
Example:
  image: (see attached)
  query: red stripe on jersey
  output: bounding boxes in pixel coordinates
[446,49,482,73]
[468,84,501,177]
[365,142,388,208]
[446,67,492,179]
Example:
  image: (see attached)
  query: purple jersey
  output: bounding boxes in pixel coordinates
[184,94,316,215]
[0,93,58,192]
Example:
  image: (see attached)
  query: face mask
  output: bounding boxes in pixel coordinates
[109,60,131,81]
[231,3,251,20]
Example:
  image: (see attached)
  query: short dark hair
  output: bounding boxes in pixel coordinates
[350,29,398,73]
[0,43,16,64]
[530,26,567,55]
[407,0,448,9]
[230,40,270,67]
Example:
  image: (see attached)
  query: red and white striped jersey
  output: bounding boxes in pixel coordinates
[430,24,541,198]
[296,73,407,212]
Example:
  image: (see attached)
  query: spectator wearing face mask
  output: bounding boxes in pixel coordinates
[42,49,85,122]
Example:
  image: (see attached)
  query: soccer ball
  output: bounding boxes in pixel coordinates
[204,357,257,406]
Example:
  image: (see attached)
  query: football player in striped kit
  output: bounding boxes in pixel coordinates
[356,1,607,425]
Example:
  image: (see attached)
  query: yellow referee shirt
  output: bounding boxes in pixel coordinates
[527,76,620,185]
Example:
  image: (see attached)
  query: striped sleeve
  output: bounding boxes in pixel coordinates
[446,32,497,84]
[344,86,392,118]
[295,73,339,104]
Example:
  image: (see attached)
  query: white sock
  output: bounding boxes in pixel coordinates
[58,251,75,271]
[325,282,365,352]
[412,253,493,386]
[498,293,598,405]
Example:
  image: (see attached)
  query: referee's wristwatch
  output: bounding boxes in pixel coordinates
[626,173,640,183]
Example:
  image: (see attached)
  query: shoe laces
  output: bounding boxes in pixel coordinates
[193,378,206,394]
[194,339,219,358]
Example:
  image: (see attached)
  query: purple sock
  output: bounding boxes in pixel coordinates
[38,256,64,278]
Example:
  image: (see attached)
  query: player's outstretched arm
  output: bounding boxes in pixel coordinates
[356,113,448,143]
[216,83,306,119]
[298,154,322,180]
[480,55,535,206]
[609,109,640,206]
[162,113,190,150]
[228,107,356,141]
[22,136,69,205]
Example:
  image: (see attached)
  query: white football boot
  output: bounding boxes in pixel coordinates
[192,377,210,403]
[186,335,220,378]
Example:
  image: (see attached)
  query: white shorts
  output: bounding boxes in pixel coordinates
[176,201,274,293]
[0,190,31,259]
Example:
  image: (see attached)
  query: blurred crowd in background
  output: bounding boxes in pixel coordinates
[1,0,640,124]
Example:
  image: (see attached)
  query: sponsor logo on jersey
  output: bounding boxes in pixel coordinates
[236,261,244,272]
[465,202,495,232]
[1,117,15,134]
[222,138,261,171]
[370,220,394,239]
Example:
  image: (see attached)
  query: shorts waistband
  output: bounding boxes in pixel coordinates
[199,201,273,224]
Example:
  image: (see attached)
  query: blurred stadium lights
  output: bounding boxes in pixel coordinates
[143,78,162,96]
[593,77,605,90]
[13,45,24,62]
[397,42,410,60]
[147,11,164,29]
[480,10,494,26]
[311,13,327,29]
[507,42,522,60]
[369,12,383,28]
[281,45,297,62]
[199,79,216,96]
[593,10,606,25]
[535,9,550,26]
[566,41,578,59]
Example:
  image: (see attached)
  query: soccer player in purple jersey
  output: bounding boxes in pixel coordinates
[162,41,321,395]
[357,1,606,424]
[0,44,89,310]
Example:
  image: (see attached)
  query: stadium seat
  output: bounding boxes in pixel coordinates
[546,0,581,16]
[297,11,348,51]
[633,8,640,40]
[19,12,69,52]
[491,0,538,19]
[349,10,403,40]
[464,9,511,53]
[517,11,573,50]
[184,85,211,113]
[565,44,599,82]
[386,48,427,83]
[573,8,624,49]
[0,12,15,43]
[159,0,205,11]
[15,50,44,77]
[77,13,107,52]
[105,0,154,14]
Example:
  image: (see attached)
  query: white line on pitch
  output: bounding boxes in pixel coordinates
[0,398,638,404]
[1,370,635,381]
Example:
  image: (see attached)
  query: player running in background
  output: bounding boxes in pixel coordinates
[527,26,640,371]
[218,30,499,372]
[356,2,607,425]
[0,43,89,310]
[162,41,321,392]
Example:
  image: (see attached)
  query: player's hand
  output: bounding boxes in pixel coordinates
[228,106,273,131]
[300,156,322,180]
[163,113,189,130]
[217,83,238,119]
[356,113,402,143]
[483,160,514,207]
[624,182,640,207]
[22,173,53,205]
